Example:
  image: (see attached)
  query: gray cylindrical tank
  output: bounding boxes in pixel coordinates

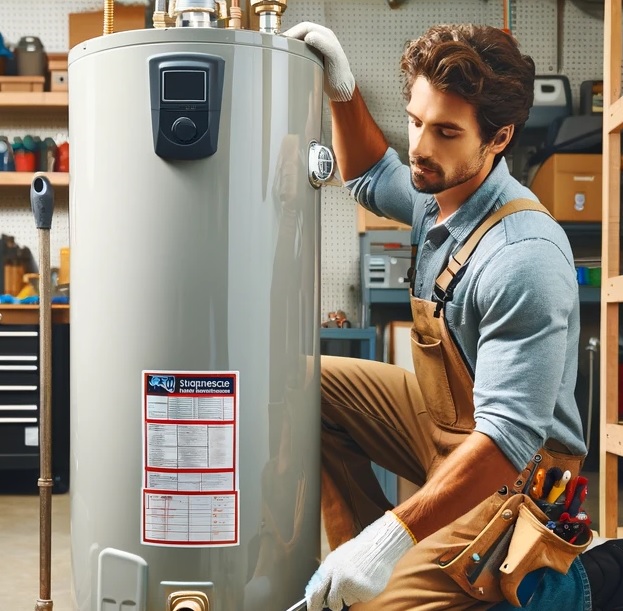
[68,27,322,611]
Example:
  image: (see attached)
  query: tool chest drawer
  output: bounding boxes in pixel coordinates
[0,320,70,492]
[0,422,39,465]
[0,327,39,356]
[0,366,39,389]
[0,326,39,398]
[0,324,40,469]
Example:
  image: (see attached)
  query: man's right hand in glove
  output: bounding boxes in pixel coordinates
[282,22,355,102]
[305,511,416,611]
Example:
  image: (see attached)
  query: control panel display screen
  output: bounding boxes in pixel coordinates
[162,70,207,102]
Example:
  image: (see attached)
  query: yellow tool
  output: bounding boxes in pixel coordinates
[546,469,571,503]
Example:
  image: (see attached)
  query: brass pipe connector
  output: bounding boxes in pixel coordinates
[169,0,219,27]
[227,5,242,28]
[250,0,288,33]
[153,0,177,28]
[168,591,210,611]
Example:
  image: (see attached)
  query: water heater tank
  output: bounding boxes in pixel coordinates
[68,27,323,611]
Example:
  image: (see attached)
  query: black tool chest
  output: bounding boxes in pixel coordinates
[0,320,70,492]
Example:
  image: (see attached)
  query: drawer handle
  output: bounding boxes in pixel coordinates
[0,355,37,362]
[0,365,37,371]
[0,385,37,392]
[0,417,37,424]
[0,331,38,337]
[0,405,37,411]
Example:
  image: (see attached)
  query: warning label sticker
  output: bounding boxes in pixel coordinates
[141,371,239,547]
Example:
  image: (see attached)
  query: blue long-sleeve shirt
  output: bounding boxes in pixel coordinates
[347,148,587,470]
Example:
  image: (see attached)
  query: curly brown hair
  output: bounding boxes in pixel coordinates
[400,24,535,153]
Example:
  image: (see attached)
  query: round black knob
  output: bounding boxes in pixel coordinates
[172,117,197,142]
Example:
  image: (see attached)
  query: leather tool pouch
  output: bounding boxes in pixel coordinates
[439,493,592,606]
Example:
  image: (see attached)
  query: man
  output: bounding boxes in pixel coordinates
[284,22,623,611]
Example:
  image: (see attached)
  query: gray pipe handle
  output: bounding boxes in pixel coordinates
[30,174,55,230]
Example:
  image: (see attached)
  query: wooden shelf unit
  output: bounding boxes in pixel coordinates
[600,0,623,538]
[0,172,69,188]
[0,304,69,325]
[0,92,68,109]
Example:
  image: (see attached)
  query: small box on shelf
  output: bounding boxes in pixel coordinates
[0,76,44,92]
[47,53,68,92]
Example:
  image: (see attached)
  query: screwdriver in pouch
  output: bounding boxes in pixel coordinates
[541,467,563,500]
[565,476,588,517]
[546,469,571,503]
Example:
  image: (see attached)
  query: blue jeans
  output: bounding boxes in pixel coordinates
[491,558,591,610]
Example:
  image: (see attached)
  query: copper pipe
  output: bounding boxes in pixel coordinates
[103,0,115,35]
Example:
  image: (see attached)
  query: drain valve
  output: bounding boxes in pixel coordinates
[168,591,210,611]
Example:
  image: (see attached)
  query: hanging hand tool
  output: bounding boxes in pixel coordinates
[30,174,55,611]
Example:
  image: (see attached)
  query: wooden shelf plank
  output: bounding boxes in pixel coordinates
[0,172,69,187]
[0,92,68,108]
[0,305,69,325]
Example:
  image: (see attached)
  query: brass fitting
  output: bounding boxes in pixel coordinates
[168,591,210,611]
[168,0,219,27]
[227,5,243,29]
[153,11,177,28]
[250,0,288,33]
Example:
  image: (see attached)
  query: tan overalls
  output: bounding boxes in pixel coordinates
[320,200,590,610]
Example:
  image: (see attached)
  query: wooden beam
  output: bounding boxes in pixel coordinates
[605,422,623,456]
[607,95,623,133]
[605,275,623,302]
[599,0,623,540]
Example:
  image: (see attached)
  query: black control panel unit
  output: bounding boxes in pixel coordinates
[149,52,225,160]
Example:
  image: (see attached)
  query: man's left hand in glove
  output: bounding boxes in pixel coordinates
[305,511,417,611]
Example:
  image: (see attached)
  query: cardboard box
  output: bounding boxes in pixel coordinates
[530,153,602,222]
[0,76,45,92]
[47,53,68,91]
[357,207,410,233]
[69,3,146,50]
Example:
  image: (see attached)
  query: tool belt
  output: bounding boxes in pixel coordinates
[437,447,592,607]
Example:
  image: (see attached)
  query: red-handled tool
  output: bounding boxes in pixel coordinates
[565,476,588,518]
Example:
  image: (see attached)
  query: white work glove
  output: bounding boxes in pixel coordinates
[305,511,416,611]
[282,22,355,102]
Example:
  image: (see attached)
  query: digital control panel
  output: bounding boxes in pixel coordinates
[149,53,225,160]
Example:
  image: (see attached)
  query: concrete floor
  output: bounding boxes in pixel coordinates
[0,485,72,610]
[0,470,621,611]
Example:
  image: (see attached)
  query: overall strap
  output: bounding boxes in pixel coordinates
[434,199,552,305]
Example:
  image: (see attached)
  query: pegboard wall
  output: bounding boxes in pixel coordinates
[0,0,608,317]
